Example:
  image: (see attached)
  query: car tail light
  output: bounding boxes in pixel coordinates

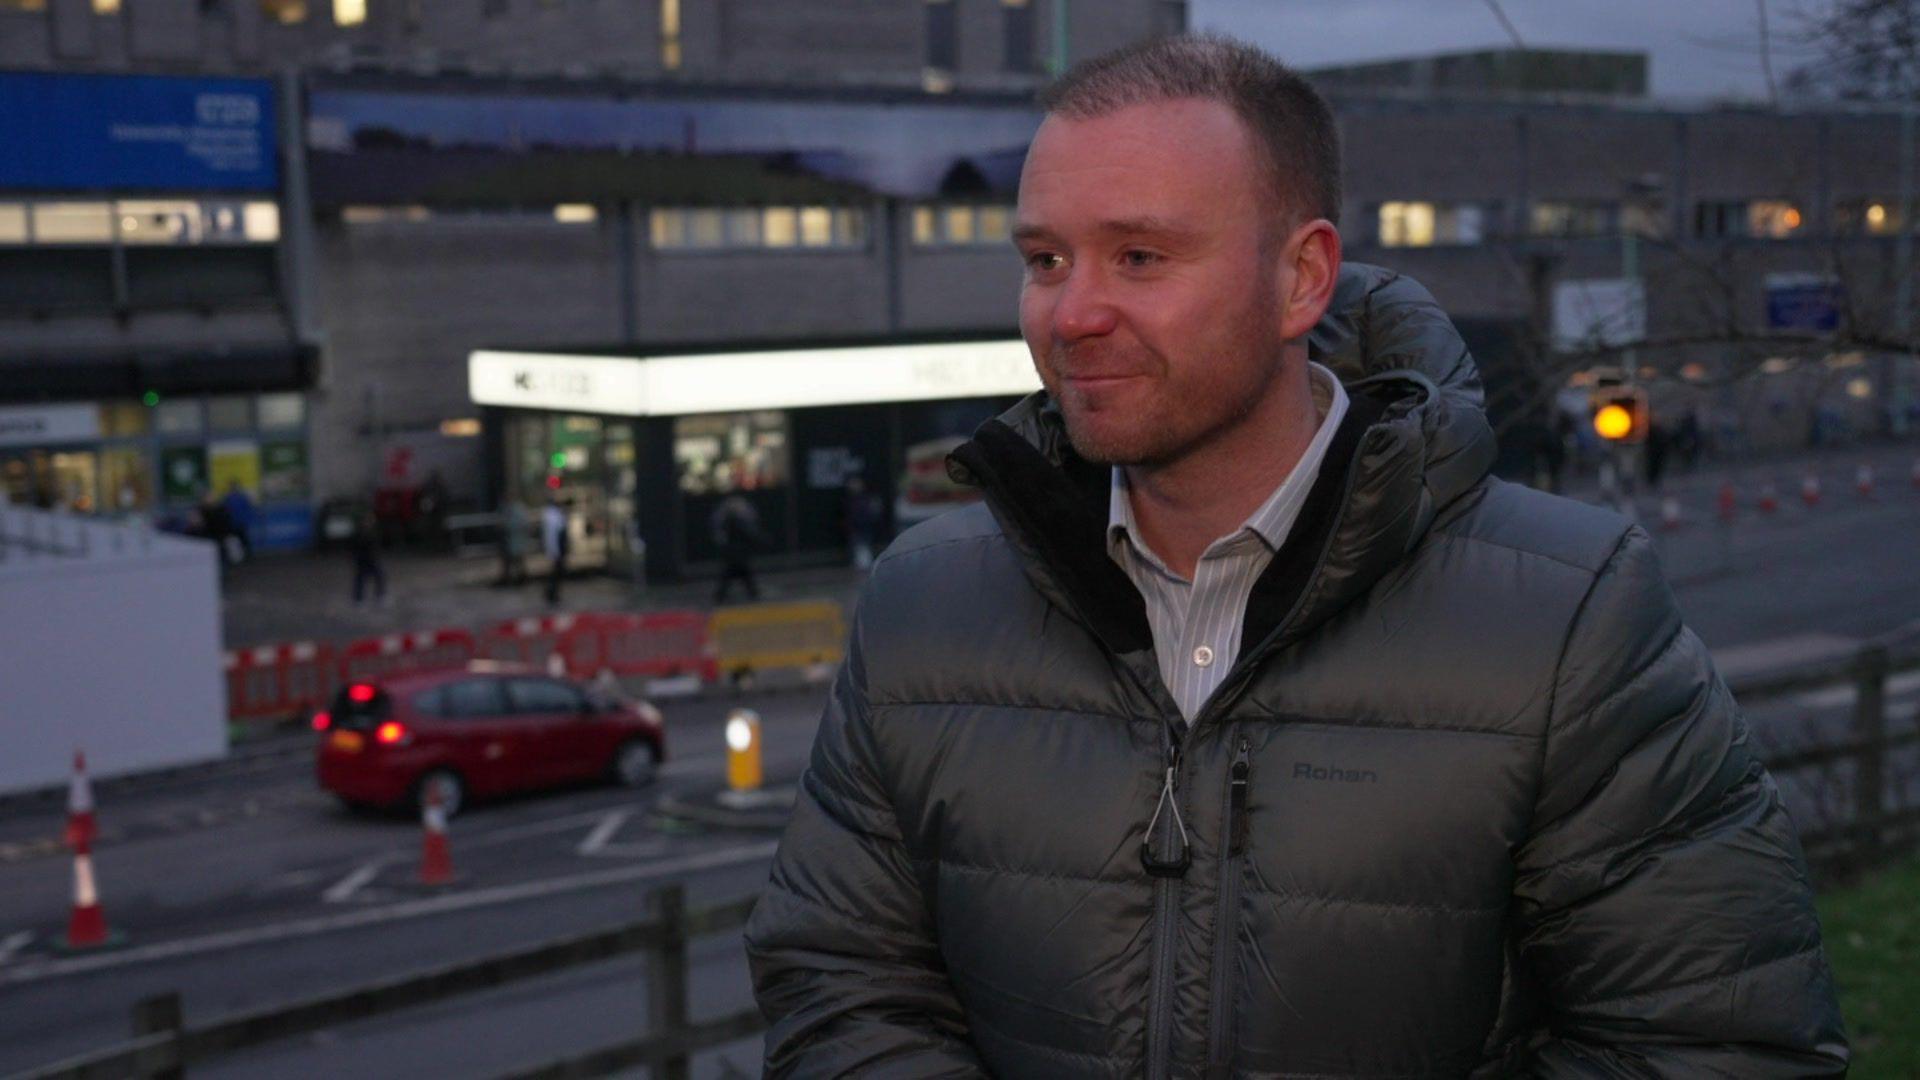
[374,721,410,746]
[312,711,332,732]
[348,684,378,704]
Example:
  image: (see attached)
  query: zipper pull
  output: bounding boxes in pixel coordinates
[1228,739,1252,858]
[1141,764,1191,879]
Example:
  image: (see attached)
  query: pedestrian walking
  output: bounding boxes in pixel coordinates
[498,499,529,586]
[541,495,570,607]
[348,509,386,606]
[842,476,883,570]
[710,494,762,604]
[220,481,255,562]
[745,35,1845,1077]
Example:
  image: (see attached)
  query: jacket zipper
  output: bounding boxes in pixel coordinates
[1205,738,1253,1077]
[1143,718,1188,1080]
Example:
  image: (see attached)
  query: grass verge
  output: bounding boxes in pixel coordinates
[1819,854,1920,1078]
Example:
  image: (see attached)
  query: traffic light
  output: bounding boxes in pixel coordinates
[1590,387,1649,444]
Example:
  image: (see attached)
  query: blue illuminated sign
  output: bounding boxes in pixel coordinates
[0,72,278,192]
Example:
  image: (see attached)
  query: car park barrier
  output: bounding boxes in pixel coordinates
[338,629,478,686]
[223,641,339,727]
[707,600,846,683]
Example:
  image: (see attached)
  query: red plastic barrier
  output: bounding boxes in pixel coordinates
[224,640,338,725]
[338,628,477,686]
[479,614,588,675]
[599,610,719,683]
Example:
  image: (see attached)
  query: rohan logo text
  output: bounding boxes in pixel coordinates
[1293,762,1379,783]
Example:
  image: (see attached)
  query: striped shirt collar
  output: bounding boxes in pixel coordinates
[1107,363,1350,578]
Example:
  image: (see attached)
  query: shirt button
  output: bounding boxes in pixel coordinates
[1192,645,1215,668]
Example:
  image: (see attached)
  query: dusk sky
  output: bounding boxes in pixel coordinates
[1193,0,1832,102]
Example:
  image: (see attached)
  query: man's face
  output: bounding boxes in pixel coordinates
[1015,97,1290,467]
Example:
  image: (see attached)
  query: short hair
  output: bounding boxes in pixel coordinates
[1039,33,1341,227]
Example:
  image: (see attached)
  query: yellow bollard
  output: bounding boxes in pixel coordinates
[726,708,763,792]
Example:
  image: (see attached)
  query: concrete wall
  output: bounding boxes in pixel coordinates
[0,507,225,795]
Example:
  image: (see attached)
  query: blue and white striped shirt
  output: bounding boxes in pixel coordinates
[1107,363,1349,721]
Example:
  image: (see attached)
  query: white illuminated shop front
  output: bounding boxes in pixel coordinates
[469,337,1039,580]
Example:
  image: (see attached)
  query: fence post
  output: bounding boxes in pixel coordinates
[132,992,185,1080]
[1852,644,1890,857]
[647,884,691,1080]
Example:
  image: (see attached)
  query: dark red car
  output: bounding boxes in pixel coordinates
[315,662,666,816]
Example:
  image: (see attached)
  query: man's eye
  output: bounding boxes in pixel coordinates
[1122,249,1160,268]
[1026,252,1064,272]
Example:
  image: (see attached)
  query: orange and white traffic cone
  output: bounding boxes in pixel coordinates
[1758,482,1780,514]
[1716,481,1737,523]
[1801,472,1823,508]
[63,752,114,950]
[1856,464,1877,500]
[1659,495,1683,531]
[418,780,454,887]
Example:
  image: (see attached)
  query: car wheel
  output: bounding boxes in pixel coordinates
[416,768,465,818]
[613,739,658,788]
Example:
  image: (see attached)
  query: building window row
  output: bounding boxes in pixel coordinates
[258,0,365,27]
[1376,200,1493,247]
[911,202,1014,248]
[1375,196,1910,247]
[648,206,868,252]
[0,199,280,246]
[338,204,598,226]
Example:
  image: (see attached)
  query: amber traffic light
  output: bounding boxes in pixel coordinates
[1590,388,1649,444]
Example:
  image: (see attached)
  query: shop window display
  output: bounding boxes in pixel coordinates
[674,412,788,495]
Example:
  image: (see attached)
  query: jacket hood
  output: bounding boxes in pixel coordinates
[948,263,1498,680]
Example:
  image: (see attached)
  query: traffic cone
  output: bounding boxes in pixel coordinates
[418,779,454,887]
[64,752,112,950]
[1660,495,1683,531]
[1856,464,1877,499]
[1716,481,1737,523]
[1758,482,1780,514]
[1801,472,1822,508]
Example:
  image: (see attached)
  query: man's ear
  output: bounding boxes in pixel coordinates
[1276,219,1342,342]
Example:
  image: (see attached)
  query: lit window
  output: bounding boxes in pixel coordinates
[661,0,681,71]
[93,0,121,13]
[260,0,308,24]
[724,208,761,246]
[687,208,725,248]
[257,393,305,430]
[1377,201,1436,247]
[977,205,1012,243]
[762,207,798,248]
[674,412,790,496]
[832,207,867,247]
[912,206,937,245]
[1835,198,1903,236]
[1749,201,1803,239]
[1530,200,1614,238]
[0,0,49,10]
[243,201,281,242]
[553,203,598,224]
[0,204,26,244]
[342,205,432,225]
[116,200,201,245]
[798,206,834,247]
[649,208,684,248]
[942,205,977,245]
[332,0,365,26]
[31,202,114,244]
[207,396,253,432]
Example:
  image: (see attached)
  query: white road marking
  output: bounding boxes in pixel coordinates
[0,842,778,988]
[321,861,382,904]
[584,839,675,859]
[575,810,631,856]
[0,931,31,964]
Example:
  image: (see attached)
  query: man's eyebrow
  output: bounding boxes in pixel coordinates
[1011,217,1200,245]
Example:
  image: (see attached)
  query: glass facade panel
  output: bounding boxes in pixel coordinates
[724,208,761,246]
[32,202,113,244]
[762,207,798,248]
[798,206,833,247]
[101,447,151,511]
[257,392,305,430]
[912,206,937,245]
[0,204,27,244]
[976,204,1012,243]
[207,396,253,433]
[942,205,976,244]
[99,401,151,438]
[156,399,204,436]
[674,411,789,495]
[686,208,725,248]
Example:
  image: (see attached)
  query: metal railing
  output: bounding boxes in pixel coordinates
[6,885,763,1080]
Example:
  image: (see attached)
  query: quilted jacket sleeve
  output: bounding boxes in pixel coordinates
[1510,527,1849,1076]
[743,605,987,1079]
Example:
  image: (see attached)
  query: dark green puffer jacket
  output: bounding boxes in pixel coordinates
[744,264,1848,1078]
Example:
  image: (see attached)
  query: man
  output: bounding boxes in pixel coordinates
[221,480,255,562]
[746,35,1846,1078]
[541,494,569,606]
[711,492,764,604]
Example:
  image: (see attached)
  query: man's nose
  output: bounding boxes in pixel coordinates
[1050,267,1119,342]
